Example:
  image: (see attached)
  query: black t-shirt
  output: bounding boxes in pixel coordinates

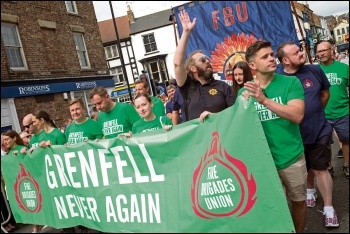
[179,76,236,121]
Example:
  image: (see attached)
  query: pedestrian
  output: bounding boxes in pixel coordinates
[2,130,27,157]
[316,41,349,179]
[31,110,66,147]
[172,88,185,125]
[89,86,140,139]
[165,84,176,122]
[134,79,165,117]
[231,61,254,95]
[241,41,306,233]
[173,10,236,122]
[277,41,339,228]
[65,99,103,145]
[21,113,46,233]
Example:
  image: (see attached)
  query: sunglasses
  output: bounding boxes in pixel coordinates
[23,122,33,129]
[22,135,31,139]
[196,56,210,63]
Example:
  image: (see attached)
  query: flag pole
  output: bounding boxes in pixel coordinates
[171,7,178,46]
[290,1,313,64]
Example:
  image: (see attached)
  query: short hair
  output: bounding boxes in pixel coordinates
[166,84,176,90]
[276,41,295,63]
[134,93,152,103]
[89,86,108,99]
[185,50,204,77]
[246,41,272,62]
[134,79,149,89]
[69,98,86,108]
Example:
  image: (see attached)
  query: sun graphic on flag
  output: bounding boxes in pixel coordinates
[210,33,261,80]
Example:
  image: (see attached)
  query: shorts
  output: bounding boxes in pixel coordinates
[278,155,307,202]
[328,115,349,143]
[304,132,332,171]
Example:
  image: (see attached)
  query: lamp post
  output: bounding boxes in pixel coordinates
[109,1,133,102]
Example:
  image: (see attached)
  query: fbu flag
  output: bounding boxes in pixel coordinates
[173,1,298,81]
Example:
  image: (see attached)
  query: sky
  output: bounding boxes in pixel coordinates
[93,1,349,22]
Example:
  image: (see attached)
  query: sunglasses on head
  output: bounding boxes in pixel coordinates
[23,122,33,129]
[196,55,210,63]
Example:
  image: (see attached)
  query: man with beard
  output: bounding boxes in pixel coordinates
[277,41,339,228]
[173,10,236,122]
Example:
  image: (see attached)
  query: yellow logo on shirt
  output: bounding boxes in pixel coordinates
[209,88,218,95]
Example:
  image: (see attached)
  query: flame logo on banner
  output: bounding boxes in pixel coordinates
[191,132,257,219]
[14,164,42,213]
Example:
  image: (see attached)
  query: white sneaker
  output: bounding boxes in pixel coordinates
[306,192,317,207]
[323,209,340,227]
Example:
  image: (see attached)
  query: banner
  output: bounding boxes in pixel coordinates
[1,97,295,232]
[173,1,298,81]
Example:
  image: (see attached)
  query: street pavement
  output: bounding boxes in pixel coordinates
[6,136,349,233]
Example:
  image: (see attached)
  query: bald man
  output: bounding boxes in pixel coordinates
[22,113,45,149]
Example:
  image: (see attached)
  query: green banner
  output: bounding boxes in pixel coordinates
[1,97,295,232]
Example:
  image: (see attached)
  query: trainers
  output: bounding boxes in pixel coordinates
[337,148,343,158]
[343,165,349,179]
[323,209,339,227]
[306,192,317,207]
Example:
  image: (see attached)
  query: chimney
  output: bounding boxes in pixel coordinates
[127,4,134,23]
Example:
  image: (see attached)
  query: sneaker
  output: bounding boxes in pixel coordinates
[323,209,339,227]
[306,192,317,207]
[337,148,343,158]
[343,165,349,179]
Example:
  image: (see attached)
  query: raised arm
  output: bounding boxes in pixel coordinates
[173,10,196,87]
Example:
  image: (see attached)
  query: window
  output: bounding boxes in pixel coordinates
[1,23,27,69]
[342,28,345,34]
[347,27,349,33]
[160,60,168,82]
[110,67,125,84]
[149,61,160,83]
[73,32,90,68]
[337,29,340,35]
[104,45,119,59]
[65,1,78,14]
[142,33,157,53]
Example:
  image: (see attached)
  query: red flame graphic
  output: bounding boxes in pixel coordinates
[14,164,42,213]
[191,132,257,219]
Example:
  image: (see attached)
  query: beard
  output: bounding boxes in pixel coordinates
[196,65,213,81]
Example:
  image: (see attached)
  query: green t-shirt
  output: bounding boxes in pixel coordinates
[238,74,304,170]
[29,130,46,148]
[65,118,103,145]
[319,60,349,119]
[151,96,165,117]
[43,128,66,145]
[7,145,27,157]
[98,102,141,139]
[132,116,172,134]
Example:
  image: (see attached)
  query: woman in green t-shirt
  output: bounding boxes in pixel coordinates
[2,130,28,156]
[120,93,172,137]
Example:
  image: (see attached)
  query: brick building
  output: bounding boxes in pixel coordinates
[1,1,114,133]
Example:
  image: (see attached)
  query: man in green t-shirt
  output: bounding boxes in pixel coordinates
[317,41,349,179]
[90,86,140,139]
[241,41,306,233]
[134,79,165,117]
[22,113,46,149]
[65,99,103,145]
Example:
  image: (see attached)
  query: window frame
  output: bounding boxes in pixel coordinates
[104,45,119,59]
[110,67,125,84]
[65,1,78,14]
[1,22,28,70]
[142,33,158,53]
[73,32,90,69]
